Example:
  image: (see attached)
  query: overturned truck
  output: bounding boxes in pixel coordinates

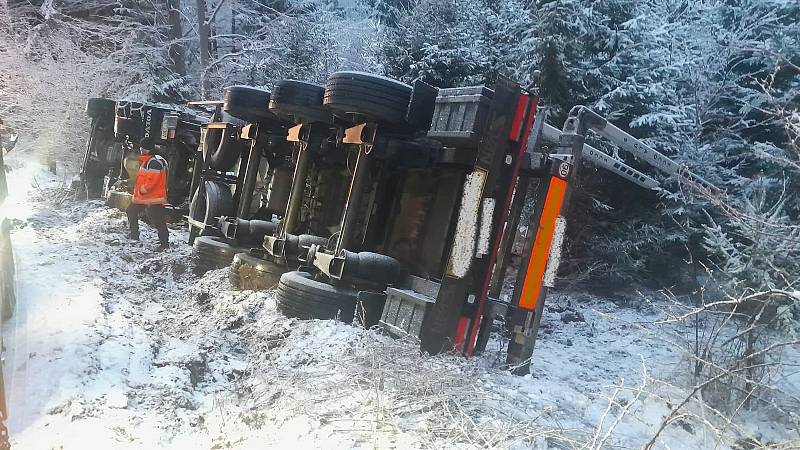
[93,71,711,369]
[189,73,541,354]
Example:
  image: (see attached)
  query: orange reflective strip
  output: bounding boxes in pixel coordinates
[519,176,567,310]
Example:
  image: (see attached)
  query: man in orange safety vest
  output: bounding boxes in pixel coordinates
[127,140,170,251]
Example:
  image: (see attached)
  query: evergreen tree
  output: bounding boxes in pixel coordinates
[382,0,492,87]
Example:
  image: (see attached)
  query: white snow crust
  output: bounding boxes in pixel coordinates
[2,159,797,449]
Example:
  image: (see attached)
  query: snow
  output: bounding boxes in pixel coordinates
[2,158,798,448]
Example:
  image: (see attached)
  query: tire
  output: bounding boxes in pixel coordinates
[0,225,15,322]
[269,80,332,124]
[191,236,247,275]
[323,72,412,124]
[221,112,246,128]
[86,97,116,119]
[276,271,358,323]
[207,125,244,172]
[189,181,234,237]
[229,252,284,290]
[223,85,281,125]
[163,143,192,206]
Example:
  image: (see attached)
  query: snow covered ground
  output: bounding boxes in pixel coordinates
[2,158,798,449]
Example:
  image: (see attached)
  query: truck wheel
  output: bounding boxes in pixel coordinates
[223,85,281,125]
[229,253,284,290]
[276,271,358,323]
[189,181,233,237]
[0,228,15,322]
[269,80,332,124]
[207,126,245,172]
[163,144,192,206]
[324,72,412,124]
[191,236,247,275]
[85,97,116,119]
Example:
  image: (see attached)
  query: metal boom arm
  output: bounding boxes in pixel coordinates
[568,107,717,192]
[542,123,659,189]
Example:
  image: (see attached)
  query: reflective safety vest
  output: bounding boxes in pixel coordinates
[132,154,168,205]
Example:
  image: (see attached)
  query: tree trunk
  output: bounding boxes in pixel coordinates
[195,0,210,98]
[167,0,186,77]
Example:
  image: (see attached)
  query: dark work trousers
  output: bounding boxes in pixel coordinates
[126,203,169,245]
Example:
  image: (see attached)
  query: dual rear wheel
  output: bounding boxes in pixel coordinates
[190,236,247,276]
[276,271,358,323]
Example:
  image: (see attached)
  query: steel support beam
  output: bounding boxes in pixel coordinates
[505,108,587,374]
[236,136,262,219]
[336,145,372,252]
